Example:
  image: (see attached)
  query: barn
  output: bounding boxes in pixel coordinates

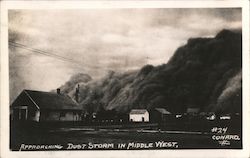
[129,109,149,122]
[10,89,82,122]
[151,108,171,123]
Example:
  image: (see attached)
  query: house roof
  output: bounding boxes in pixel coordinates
[12,89,82,110]
[130,109,148,115]
[155,108,171,114]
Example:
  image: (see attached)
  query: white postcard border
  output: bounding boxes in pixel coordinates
[1,1,249,158]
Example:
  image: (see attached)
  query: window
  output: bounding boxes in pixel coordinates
[60,112,66,117]
[29,109,37,117]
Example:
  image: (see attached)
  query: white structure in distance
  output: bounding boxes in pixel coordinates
[129,109,149,122]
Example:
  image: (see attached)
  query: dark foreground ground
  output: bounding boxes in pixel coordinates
[10,120,242,151]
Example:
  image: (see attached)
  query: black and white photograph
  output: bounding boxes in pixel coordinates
[1,1,250,158]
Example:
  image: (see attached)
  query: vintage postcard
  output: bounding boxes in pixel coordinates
[1,1,249,158]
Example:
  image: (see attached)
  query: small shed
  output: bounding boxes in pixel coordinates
[151,108,171,123]
[129,109,149,122]
[11,89,82,122]
[187,108,200,114]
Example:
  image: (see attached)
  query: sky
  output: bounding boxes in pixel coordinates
[8,8,241,102]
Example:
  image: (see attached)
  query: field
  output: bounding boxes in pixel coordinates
[10,120,242,151]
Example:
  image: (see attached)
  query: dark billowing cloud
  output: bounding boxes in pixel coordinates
[62,30,242,114]
[57,73,92,95]
[9,8,241,103]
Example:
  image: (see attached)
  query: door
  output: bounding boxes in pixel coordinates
[20,109,27,120]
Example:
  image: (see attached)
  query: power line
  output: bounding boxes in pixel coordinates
[9,41,101,70]
[9,41,81,64]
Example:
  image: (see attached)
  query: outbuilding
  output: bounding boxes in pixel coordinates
[129,109,149,122]
[11,89,82,122]
[187,108,200,115]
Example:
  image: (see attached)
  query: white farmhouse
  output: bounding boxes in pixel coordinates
[129,109,149,122]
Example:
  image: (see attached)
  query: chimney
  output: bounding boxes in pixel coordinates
[57,88,61,94]
[75,84,80,103]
